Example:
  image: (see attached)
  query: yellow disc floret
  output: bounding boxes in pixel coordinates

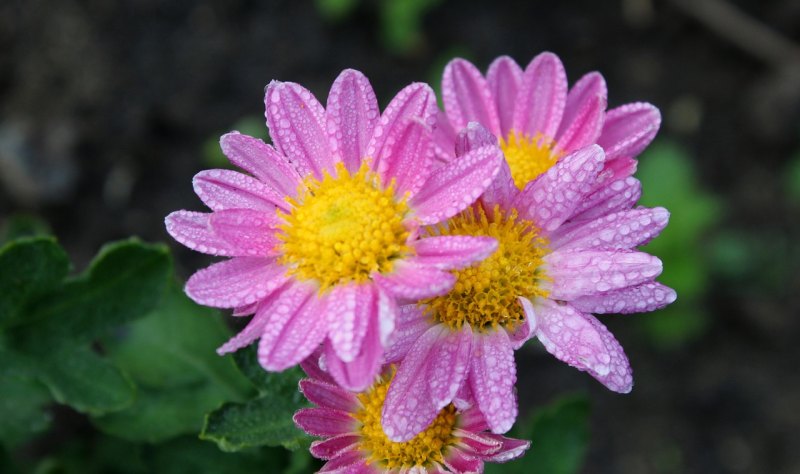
[500,131,563,189]
[422,205,549,332]
[354,371,458,469]
[277,162,411,290]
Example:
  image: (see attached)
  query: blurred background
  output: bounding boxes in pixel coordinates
[1,0,799,473]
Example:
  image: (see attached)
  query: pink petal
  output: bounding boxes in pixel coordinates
[324,307,384,392]
[428,324,473,409]
[442,58,501,136]
[568,176,642,223]
[219,132,302,197]
[208,208,282,257]
[384,305,431,363]
[373,261,455,300]
[293,407,355,437]
[216,286,290,354]
[533,299,633,393]
[301,351,337,385]
[193,169,288,212]
[513,144,606,232]
[468,329,517,434]
[483,434,531,463]
[309,434,361,460]
[265,81,332,179]
[165,210,237,256]
[570,281,677,314]
[326,284,374,363]
[550,207,670,251]
[454,121,498,157]
[443,447,483,473]
[545,249,663,300]
[410,235,497,270]
[299,379,359,412]
[367,83,437,197]
[600,156,638,184]
[232,302,258,316]
[382,325,446,442]
[433,110,458,163]
[508,296,536,350]
[411,144,503,225]
[556,72,607,153]
[319,449,371,473]
[185,257,287,308]
[459,406,490,432]
[257,282,328,371]
[326,69,379,173]
[512,52,568,139]
[598,102,661,161]
[454,429,503,456]
[487,55,523,137]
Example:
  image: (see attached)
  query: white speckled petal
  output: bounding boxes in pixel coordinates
[373,261,456,300]
[411,144,503,225]
[165,210,237,256]
[442,58,501,136]
[428,324,474,409]
[598,102,661,161]
[568,176,642,223]
[513,144,606,232]
[208,208,282,257]
[326,69,379,173]
[550,207,670,251]
[570,281,677,314]
[185,257,287,308]
[410,235,498,270]
[324,308,385,392]
[219,132,302,197]
[555,72,607,153]
[265,81,332,179]
[193,169,288,212]
[534,298,633,393]
[545,249,663,300]
[433,109,458,163]
[469,328,518,434]
[512,52,568,139]
[325,283,372,363]
[487,55,523,137]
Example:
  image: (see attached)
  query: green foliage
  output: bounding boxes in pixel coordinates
[315,0,359,22]
[200,345,311,451]
[486,394,591,474]
[380,0,442,55]
[0,214,52,243]
[636,141,722,348]
[785,151,800,203]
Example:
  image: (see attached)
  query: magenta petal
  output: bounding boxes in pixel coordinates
[309,434,361,460]
[513,144,606,232]
[411,235,497,270]
[443,447,483,473]
[484,434,531,462]
[165,211,237,256]
[546,249,663,300]
[299,379,359,412]
[324,307,384,392]
[257,282,327,371]
[293,407,355,437]
[550,207,670,251]
[534,299,633,393]
[487,55,523,137]
[216,287,289,354]
[385,305,430,363]
[367,83,437,197]
[326,69,379,173]
[570,281,677,314]
[265,81,332,179]
[185,257,287,308]
[301,351,337,385]
[382,325,446,442]
[459,405,490,432]
[598,102,661,161]
[319,449,370,473]
[208,208,282,257]
[373,262,455,300]
[232,302,258,316]
[411,144,503,225]
[193,169,288,212]
[556,72,607,153]
[433,110,458,162]
[326,284,373,362]
[512,52,568,139]
[454,429,503,456]
[219,132,302,197]
[442,58,501,136]
[508,296,536,350]
[469,329,517,434]
[454,121,499,157]
[428,325,473,409]
[569,176,642,223]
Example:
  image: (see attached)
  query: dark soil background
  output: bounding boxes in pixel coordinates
[1,0,799,473]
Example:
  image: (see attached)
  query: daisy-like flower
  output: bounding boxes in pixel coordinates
[165,70,503,391]
[293,357,529,473]
[434,52,661,190]
[381,124,675,441]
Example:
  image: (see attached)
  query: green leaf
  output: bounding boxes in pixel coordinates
[379,0,442,55]
[0,237,69,329]
[315,0,360,22]
[1,214,52,244]
[486,394,590,474]
[93,283,252,442]
[200,345,310,451]
[150,437,287,474]
[0,346,52,447]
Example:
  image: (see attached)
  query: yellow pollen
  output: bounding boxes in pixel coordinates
[277,162,411,291]
[500,131,563,190]
[353,370,458,469]
[422,205,549,332]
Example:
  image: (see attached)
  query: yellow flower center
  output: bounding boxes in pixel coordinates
[277,162,411,290]
[422,205,549,332]
[354,371,458,469]
[500,131,563,190]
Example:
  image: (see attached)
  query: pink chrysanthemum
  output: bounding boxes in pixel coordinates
[293,357,529,473]
[165,70,503,391]
[434,53,660,190]
[380,124,676,442]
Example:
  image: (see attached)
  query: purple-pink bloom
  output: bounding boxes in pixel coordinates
[381,123,675,442]
[165,69,503,391]
[293,357,529,473]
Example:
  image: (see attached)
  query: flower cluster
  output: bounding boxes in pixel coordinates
[166,52,675,473]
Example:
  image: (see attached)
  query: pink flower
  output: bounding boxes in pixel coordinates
[293,358,529,473]
[434,52,660,190]
[381,124,675,441]
[165,70,503,391]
